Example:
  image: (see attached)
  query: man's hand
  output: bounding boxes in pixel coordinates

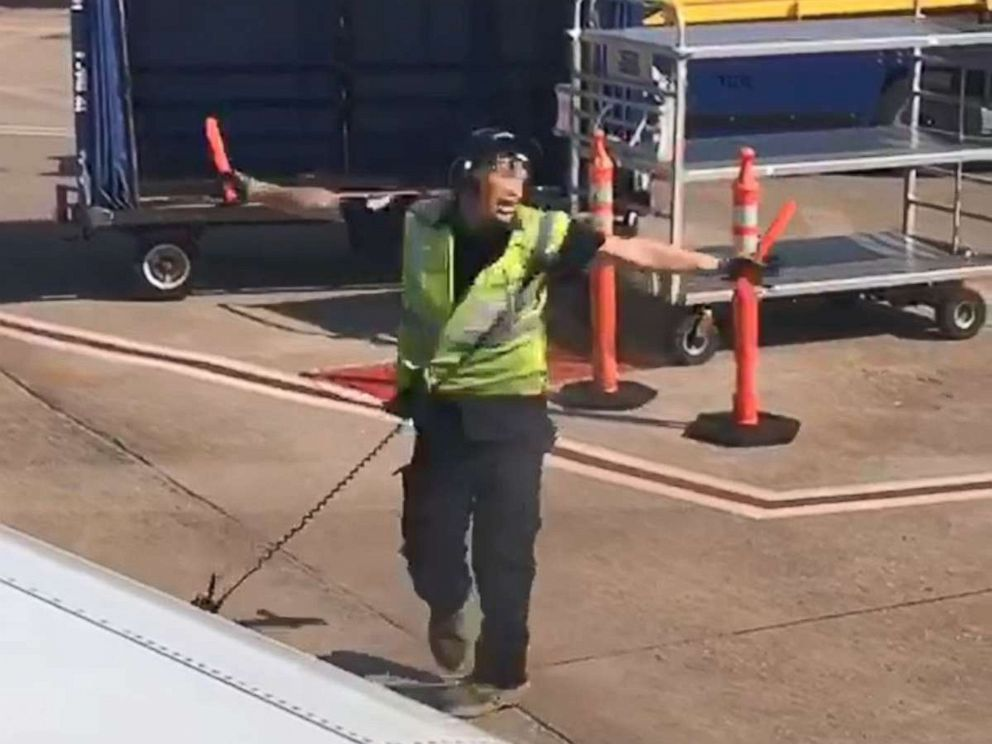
[383,390,412,420]
[220,170,252,204]
[717,254,782,282]
[693,252,721,272]
[218,171,342,218]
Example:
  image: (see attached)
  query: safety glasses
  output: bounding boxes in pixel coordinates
[488,155,531,180]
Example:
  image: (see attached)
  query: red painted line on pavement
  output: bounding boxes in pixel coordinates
[554,444,992,510]
[3,309,991,518]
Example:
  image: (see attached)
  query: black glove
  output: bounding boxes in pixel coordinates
[384,372,430,421]
[219,170,251,205]
[383,390,412,420]
[718,254,781,282]
[613,209,640,238]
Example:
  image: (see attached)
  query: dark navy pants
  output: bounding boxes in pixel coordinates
[400,398,552,688]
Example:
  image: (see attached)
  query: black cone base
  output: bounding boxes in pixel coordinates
[684,411,801,448]
[553,380,657,411]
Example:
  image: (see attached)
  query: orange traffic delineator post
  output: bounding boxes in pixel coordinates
[685,148,801,448]
[733,146,762,427]
[554,129,656,411]
[205,116,239,205]
[590,128,620,394]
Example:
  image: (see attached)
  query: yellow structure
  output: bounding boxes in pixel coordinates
[645,0,992,25]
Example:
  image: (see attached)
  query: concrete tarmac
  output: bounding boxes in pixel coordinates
[3,8,992,743]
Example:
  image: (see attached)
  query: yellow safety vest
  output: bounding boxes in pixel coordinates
[396,198,571,396]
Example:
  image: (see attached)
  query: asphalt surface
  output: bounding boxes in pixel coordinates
[3,8,992,744]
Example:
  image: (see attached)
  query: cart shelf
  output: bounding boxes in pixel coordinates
[671,126,992,182]
[560,4,992,337]
[683,231,992,303]
[568,126,992,183]
[582,16,992,59]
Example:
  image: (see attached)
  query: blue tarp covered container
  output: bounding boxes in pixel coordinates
[589,0,894,139]
[70,0,900,215]
[124,0,348,183]
[71,0,577,212]
[71,0,137,210]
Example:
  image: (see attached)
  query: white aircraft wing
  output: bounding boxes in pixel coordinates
[0,524,507,744]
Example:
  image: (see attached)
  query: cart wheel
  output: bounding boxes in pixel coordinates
[135,238,195,300]
[934,287,986,340]
[669,311,720,366]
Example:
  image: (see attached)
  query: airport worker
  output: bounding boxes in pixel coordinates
[226,127,758,717]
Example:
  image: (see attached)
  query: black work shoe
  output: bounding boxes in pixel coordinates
[428,608,471,673]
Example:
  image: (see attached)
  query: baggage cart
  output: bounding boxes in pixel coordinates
[62,0,574,299]
[555,1,992,364]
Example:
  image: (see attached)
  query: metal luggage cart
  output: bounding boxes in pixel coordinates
[555,1,992,364]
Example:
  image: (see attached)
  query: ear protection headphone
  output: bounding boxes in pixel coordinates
[447,127,542,195]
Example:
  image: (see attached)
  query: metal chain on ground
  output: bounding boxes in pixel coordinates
[192,212,557,614]
[193,422,404,613]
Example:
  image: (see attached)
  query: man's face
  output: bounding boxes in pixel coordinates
[475,155,529,225]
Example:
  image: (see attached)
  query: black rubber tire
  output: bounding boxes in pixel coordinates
[669,311,720,366]
[133,233,196,301]
[934,286,987,340]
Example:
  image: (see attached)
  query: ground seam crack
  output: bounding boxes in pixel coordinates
[1,367,412,636]
[515,706,577,744]
[544,585,992,670]
[2,367,240,522]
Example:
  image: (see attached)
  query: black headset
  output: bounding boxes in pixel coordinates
[448,127,542,194]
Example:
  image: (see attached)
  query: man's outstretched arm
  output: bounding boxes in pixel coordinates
[229,172,342,218]
[597,235,720,273]
[545,216,722,277]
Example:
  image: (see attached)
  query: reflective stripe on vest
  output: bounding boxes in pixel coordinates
[398,203,569,395]
[403,280,545,357]
[533,209,558,269]
[440,211,558,349]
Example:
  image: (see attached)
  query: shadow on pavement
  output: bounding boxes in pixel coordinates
[220,271,945,376]
[236,608,327,630]
[237,290,402,349]
[550,407,690,430]
[320,651,459,709]
[321,651,445,685]
[0,217,947,357]
[0,219,397,303]
[760,297,942,345]
[226,275,598,358]
[616,282,944,363]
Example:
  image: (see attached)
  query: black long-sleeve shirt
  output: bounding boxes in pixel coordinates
[450,214,604,301]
